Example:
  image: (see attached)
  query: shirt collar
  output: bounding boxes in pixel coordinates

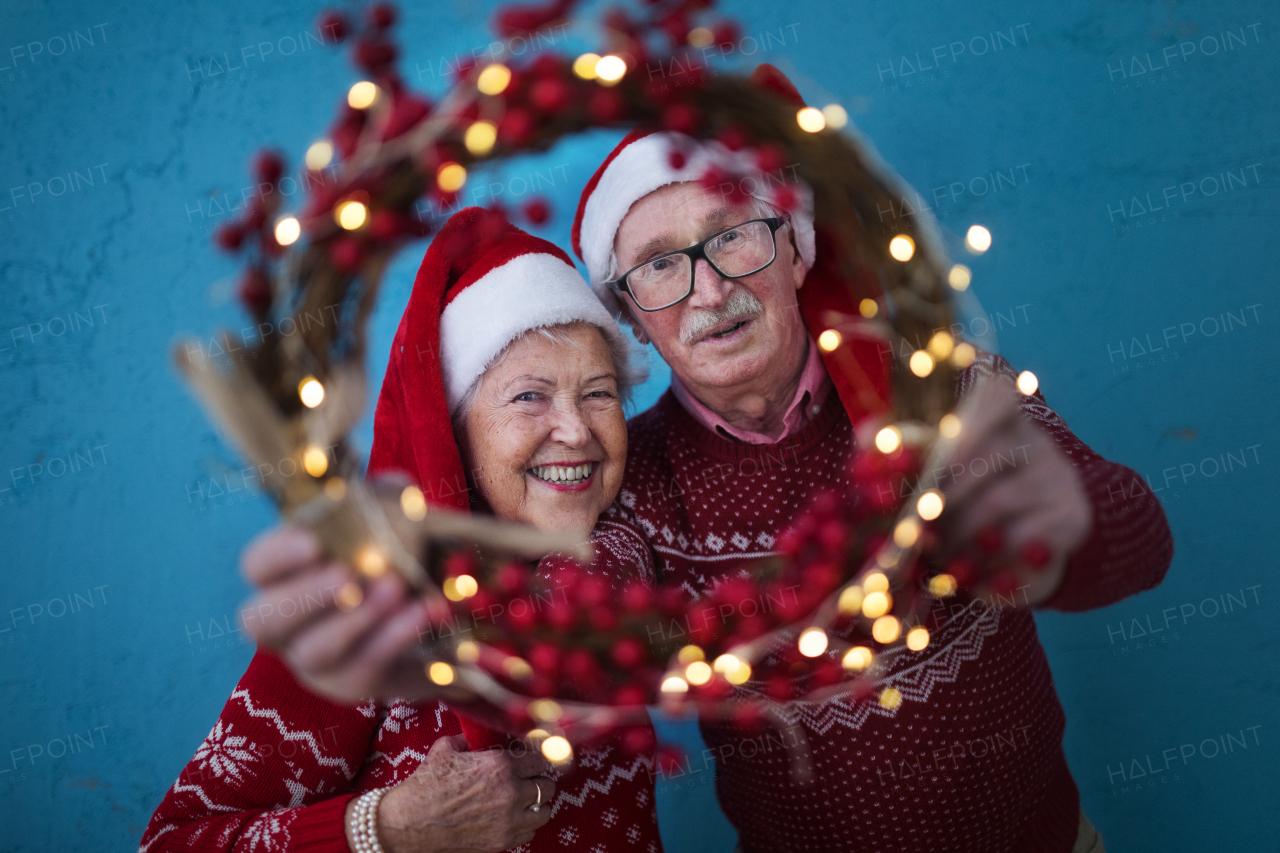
[670,336,832,445]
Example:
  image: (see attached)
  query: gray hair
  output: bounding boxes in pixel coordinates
[451,322,647,430]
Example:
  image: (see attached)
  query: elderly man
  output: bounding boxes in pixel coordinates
[559,75,1170,852]
[244,74,1171,852]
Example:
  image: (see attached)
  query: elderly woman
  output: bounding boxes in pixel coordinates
[140,210,660,853]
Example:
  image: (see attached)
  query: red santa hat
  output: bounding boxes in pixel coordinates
[571,64,892,424]
[368,207,625,510]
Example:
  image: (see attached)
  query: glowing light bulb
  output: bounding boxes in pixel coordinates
[965,224,992,254]
[443,574,478,601]
[687,27,714,47]
[335,200,367,230]
[1016,370,1039,396]
[456,641,480,663]
[837,585,864,616]
[713,654,740,673]
[909,350,935,377]
[798,628,829,657]
[302,445,329,477]
[464,121,497,156]
[859,298,878,318]
[906,626,930,651]
[305,140,334,171]
[862,591,890,619]
[437,162,467,193]
[874,426,901,454]
[822,103,849,129]
[843,646,873,671]
[476,63,512,95]
[817,329,843,352]
[863,572,889,594]
[879,686,902,709]
[347,81,378,109]
[661,675,689,694]
[939,413,962,438]
[928,574,958,597]
[335,581,362,611]
[355,545,387,578]
[572,53,600,79]
[275,216,301,246]
[725,661,751,685]
[948,263,972,290]
[796,107,826,133]
[888,235,915,262]
[872,615,901,643]
[528,699,562,721]
[502,656,532,680]
[677,645,705,665]
[916,490,944,521]
[595,55,627,84]
[952,342,977,368]
[927,331,954,359]
[686,661,712,685]
[541,736,572,763]
[893,517,921,548]
[324,477,346,501]
[428,661,454,685]
[401,485,427,520]
[298,376,324,407]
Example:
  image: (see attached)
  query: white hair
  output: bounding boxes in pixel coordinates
[451,322,647,429]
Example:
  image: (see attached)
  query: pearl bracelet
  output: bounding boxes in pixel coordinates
[347,787,389,853]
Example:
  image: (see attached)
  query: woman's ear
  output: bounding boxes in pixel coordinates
[621,303,650,345]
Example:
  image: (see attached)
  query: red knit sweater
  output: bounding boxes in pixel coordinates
[596,351,1172,853]
[139,649,662,853]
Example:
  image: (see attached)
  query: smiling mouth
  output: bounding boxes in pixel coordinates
[528,462,595,487]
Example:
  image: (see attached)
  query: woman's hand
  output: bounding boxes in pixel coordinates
[239,526,432,702]
[350,735,556,853]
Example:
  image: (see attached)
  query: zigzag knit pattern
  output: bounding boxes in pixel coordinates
[589,350,1172,853]
[140,650,661,853]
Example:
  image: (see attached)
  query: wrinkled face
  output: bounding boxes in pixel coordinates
[460,323,626,542]
[613,182,808,397]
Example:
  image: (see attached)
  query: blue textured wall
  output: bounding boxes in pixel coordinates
[2,1,1277,851]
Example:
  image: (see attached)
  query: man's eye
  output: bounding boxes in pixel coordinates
[650,257,672,272]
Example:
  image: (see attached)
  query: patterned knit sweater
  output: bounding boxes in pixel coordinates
[140,636,662,852]
[595,351,1173,853]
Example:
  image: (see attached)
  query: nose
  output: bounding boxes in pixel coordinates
[548,396,591,448]
[685,257,731,311]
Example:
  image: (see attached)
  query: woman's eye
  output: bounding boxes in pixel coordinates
[585,390,614,399]
[514,391,540,403]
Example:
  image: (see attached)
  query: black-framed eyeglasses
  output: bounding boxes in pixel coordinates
[605,217,788,312]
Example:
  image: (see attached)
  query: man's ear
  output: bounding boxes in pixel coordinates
[786,224,806,291]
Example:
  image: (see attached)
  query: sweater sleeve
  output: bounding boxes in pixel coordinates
[956,351,1174,612]
[139,649,380,853]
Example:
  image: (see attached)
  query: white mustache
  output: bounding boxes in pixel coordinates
[679,290,764,345]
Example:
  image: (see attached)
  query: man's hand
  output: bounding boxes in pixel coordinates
[239,526,433,702]
[352,735,556,853]
[939,380,1093,606]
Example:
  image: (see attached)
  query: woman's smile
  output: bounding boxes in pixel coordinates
[527,460,597,491]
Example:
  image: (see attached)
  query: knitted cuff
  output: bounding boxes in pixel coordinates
[287,793,361,853]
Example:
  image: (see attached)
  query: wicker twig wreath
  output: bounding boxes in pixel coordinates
[177,0,1016,774]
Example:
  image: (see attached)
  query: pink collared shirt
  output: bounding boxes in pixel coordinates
[670,337,833,444]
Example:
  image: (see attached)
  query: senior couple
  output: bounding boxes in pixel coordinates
[143,71,1171,853]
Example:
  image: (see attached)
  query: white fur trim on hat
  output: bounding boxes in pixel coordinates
[439,252,622,409]
[579,132,815,315]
